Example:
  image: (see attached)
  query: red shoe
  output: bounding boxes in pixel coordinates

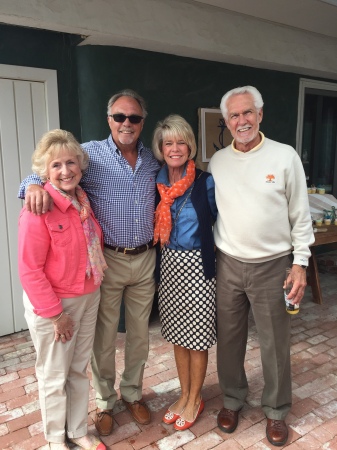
[162,408,181,425]
[174,399,204,431]
[69,436,106,450]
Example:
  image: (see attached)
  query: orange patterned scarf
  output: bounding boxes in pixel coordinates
[154,160,196,247]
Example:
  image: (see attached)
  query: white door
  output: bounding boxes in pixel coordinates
[0,64,59,336]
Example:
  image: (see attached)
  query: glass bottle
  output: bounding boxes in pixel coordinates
[284,267,299,315]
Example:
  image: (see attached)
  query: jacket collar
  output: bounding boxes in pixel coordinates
[44,181,74,214]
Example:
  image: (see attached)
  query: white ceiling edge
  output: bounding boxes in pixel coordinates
[319,0,337,6]
[190,0,337,39]
[78,32,337,81]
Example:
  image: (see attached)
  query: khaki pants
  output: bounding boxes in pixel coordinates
[216,251,292,420]
[91,247,156,409]
[24,289,100,443]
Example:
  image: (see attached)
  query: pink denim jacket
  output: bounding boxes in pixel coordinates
[18,182,103,318]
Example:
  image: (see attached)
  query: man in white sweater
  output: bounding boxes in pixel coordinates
[208,86,314,447]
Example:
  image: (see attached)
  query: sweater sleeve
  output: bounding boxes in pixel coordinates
[286,152,315,266]
[18,208,62,317]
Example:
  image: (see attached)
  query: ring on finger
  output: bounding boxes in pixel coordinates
[60,334,65,338]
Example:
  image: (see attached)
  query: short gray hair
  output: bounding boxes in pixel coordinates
[220,86,264,120]
[152,114,197,162]
[107,89,148,118]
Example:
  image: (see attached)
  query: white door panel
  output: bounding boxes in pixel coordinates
[0,83,15,335]
[31,82,48,155]
[0,79,25,333]
[0,65,59,336]
[15,80,37,179]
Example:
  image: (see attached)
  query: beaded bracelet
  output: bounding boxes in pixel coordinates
[52,312,63,322]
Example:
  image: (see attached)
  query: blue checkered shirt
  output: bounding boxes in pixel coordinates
[18,135,160,247]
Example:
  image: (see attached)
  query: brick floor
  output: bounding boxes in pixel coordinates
[1,273,337,449]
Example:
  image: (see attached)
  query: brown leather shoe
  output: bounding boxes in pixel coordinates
[217,407,240,433]
[123,398,151,425]
[266,419,288,447]
[94,408,114,436]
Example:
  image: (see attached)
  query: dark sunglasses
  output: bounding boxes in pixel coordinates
[108,114,144,124]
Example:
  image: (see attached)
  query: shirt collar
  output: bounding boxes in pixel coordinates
[44,181,73,213]
[108,134,145,155]
[156,163,188,186]
[231,131,265,154]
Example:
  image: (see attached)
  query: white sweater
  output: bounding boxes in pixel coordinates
[208,134,314,265]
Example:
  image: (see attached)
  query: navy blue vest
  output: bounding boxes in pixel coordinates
[191,169,216,280]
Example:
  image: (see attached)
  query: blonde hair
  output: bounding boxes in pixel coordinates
[32,129,89,181]
[152,114,197,162]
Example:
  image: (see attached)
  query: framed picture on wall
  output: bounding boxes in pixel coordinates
[198,108,232,162]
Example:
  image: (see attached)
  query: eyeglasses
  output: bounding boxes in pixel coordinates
[108,114,144,124]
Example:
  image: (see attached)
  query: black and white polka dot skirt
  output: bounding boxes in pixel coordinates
[158,247,216,351]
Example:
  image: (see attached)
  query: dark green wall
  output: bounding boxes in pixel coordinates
[0,24,83,141]
[76,45,300,147]
[1,24,332,154]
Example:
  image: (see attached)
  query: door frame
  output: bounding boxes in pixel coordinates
[296,78,337,157]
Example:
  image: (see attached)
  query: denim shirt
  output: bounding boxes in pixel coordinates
[156,164,217,250]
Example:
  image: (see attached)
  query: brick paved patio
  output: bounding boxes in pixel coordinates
[1,272,337,449]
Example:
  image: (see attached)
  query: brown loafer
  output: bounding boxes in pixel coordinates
[266,419,288,447]
[122,398,151,425]
[217,407,240,433]
[94,408,114,436]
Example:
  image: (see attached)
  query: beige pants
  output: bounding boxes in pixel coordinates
[91,247,156,409]
[24,289,100,443]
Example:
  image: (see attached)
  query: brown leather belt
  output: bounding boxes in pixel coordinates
[104,240,154,255]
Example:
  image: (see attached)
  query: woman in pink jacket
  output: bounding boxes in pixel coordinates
[18,130,107,450]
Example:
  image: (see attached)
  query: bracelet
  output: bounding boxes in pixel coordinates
[52,312,63,322]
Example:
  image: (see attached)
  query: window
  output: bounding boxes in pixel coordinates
[297,79,337,196]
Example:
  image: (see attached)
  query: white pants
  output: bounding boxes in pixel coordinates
[24,289,100,443]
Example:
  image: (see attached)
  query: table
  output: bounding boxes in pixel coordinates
[309,193,337,220]
[308,225,337,304]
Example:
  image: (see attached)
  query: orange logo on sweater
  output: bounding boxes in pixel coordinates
[266,174,275,183]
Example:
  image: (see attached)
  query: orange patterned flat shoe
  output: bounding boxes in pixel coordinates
[162,408,182,425]
[174,399,204,431]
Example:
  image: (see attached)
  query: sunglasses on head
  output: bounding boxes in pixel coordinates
[108,114,144,124]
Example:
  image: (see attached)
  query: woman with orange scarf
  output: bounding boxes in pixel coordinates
[153,115,217,431]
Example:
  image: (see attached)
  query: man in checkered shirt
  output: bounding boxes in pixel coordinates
[18,89,160,435]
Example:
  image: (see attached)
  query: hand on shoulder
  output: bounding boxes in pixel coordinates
[26,184,53,215]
